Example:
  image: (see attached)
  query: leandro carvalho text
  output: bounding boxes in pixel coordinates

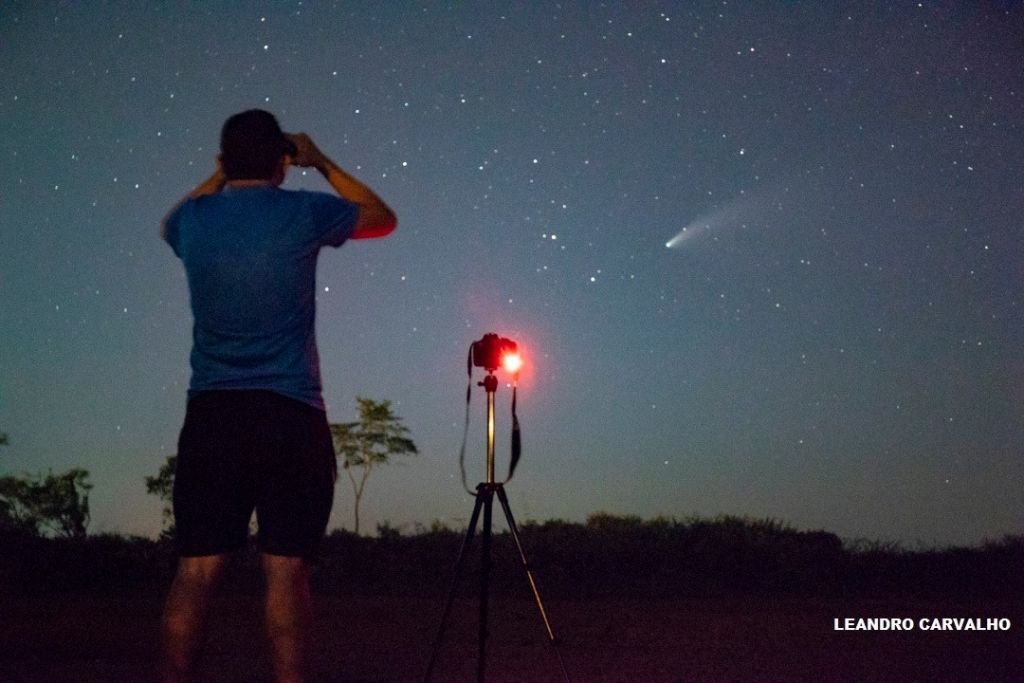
[834,617,1011,631]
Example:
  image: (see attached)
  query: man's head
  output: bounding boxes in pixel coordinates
[219,109,297,182]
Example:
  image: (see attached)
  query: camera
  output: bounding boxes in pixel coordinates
[471,333,518,372]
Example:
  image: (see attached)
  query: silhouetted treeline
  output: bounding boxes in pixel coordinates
[1,514,1020,598]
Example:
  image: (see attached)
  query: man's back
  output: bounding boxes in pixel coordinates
[165,185,356,409]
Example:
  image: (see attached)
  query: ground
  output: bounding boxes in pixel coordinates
[2,591,1020,682]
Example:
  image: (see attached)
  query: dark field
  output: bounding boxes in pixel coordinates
[3,593,1021,682]
[3,517,1022,681]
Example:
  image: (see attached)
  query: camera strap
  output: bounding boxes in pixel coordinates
[458,346,475,495]
[507,384,521,482]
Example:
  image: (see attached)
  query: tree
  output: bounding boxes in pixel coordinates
[144,454,177,540]
[0,475,34,536]
[330,397,418,535]
[0,431,17,534]
[0,468,93,538]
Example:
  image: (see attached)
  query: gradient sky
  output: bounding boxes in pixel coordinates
[2,2,1021,547]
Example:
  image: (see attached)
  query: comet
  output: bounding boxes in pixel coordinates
[665,192,760,249]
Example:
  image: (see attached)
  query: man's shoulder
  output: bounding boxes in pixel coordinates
[283,188,359,219]
[259,187,355,213]
[279,187,349,204]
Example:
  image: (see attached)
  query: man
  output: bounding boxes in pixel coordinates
[160,109,396,683]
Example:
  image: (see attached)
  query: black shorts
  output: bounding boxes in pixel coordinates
[173,390,335,558]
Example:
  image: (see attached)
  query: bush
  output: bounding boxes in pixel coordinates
[0,531,173,595]
[2,516,1019,598]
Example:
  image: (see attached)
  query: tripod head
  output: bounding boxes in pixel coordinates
[480,371,499,394]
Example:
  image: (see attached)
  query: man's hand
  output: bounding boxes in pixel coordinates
[286,133,327,169]
[285,132,397,239]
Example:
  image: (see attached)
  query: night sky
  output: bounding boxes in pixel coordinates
[2,2,1021,547]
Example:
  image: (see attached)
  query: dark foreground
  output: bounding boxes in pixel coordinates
[2,591,1021,682]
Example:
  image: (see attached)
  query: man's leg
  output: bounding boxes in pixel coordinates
[262,553,314,683]
[160,554,229,683]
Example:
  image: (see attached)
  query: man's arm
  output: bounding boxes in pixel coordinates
[288,133,397,239]
[159,166,227,240]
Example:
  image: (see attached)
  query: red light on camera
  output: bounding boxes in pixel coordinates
[502,352,523,374]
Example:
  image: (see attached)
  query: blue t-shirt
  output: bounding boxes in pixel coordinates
[164,186,358,410]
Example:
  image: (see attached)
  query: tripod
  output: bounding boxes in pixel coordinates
[423,372,570,683]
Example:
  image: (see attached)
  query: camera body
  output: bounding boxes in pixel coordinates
[472,333,518,372]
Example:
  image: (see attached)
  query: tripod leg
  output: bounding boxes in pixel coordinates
[423,492,485,683]
[496,486,571,683]
[477,485,494,683]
